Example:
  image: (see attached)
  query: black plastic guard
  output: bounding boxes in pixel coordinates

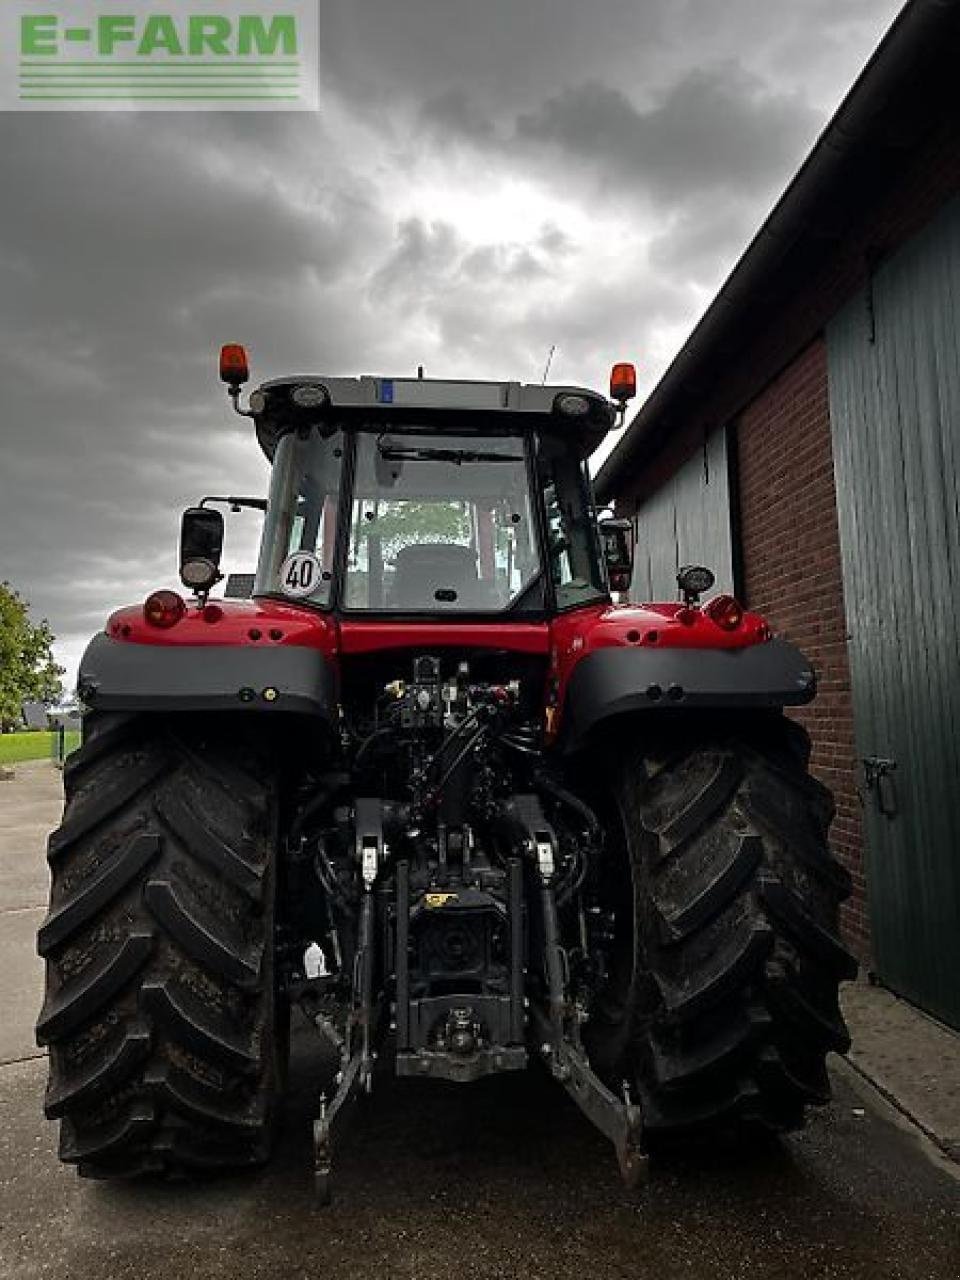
[77,633,335,718]
[559,638,815,752]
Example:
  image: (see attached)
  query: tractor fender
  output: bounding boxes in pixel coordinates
[557,638,816,753]
[76,632,335,718]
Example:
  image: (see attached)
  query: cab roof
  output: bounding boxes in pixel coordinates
[249,375,614,461]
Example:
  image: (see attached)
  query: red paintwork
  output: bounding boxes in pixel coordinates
[104,593,772,737]
[550,599,768,659]
[105,598,338,657]
[546,601,771,740]
[338,620,550,656]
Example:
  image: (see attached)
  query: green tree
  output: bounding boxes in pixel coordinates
[359,501,471,559]
[0,582,65,731]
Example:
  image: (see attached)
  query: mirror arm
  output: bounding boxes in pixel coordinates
[200,496,268,513]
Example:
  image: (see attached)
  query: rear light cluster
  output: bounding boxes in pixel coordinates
[703,594,744,631]
[143,590,186,629]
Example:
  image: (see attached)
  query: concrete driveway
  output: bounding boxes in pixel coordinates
[1,763,958,1280]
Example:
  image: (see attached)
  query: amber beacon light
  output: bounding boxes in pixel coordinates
[610,362,637,403]
[219,343,250,386]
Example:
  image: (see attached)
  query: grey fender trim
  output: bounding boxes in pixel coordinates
[77,633,335,718]
[559,639,816,752]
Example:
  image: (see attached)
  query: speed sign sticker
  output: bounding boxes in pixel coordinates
[279,551,322,598]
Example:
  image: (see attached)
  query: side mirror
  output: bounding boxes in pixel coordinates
[599,517,634,594]
[180,506,224,594]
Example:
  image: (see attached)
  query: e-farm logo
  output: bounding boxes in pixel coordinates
[2,2,319,111]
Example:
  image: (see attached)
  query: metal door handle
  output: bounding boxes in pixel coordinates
[862,756,898,819]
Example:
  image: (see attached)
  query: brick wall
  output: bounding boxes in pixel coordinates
[735,339,869,954]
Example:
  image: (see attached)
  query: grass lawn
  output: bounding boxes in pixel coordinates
[0,730,81,765]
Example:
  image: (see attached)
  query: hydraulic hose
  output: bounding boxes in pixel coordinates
[353,727,394,772]
[533,773,602,844]
[430,724,489,800]
[288,771,352,850]
[427,709,482,778]
[533,773,601,908]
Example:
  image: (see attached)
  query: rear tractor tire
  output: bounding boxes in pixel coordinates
[587,717,857,1142]
[36,713,284,1178]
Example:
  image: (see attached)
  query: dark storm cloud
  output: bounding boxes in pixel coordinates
[419,63,819,215]
[647,204,759,286]
[513,66,819,203]
[316,0,668,115]
[420,89,497,144]
[319,0,902,131]
[0,115,382,358]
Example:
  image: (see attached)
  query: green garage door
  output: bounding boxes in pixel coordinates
[827,196,960,1028]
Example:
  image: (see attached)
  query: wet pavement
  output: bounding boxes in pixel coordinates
[2,1039,959,1280]
[1,764,959,1279]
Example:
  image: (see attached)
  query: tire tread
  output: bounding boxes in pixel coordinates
[38,715,279,1178]
[602,718,855,1139]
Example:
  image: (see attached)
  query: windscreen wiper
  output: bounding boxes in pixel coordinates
[377,440,523,465]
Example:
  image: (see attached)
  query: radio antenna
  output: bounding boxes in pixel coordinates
[541,345,557,385]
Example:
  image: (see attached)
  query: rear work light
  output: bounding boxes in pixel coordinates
[704,593,744,631]
[143,590,186,629]
[555,393,591,417]
[180,557,220,592]
[291,383,330,409]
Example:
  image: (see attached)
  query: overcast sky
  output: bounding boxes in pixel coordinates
[0,0,904,687]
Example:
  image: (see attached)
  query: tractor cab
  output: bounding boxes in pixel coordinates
[193,349,637,617]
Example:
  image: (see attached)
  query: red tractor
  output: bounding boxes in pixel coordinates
[37,349,855,1197]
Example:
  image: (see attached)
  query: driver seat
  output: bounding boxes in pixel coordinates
[390,543,479,609]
